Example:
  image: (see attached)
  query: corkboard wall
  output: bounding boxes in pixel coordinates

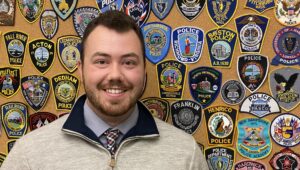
[0,0,299,168]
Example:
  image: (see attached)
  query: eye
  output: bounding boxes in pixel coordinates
[124,60,137,66]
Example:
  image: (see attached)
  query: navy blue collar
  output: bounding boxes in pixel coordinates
[62,95,159,143]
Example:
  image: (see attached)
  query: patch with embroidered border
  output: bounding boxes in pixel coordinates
[269,67,300,111]
[206,28,237,68]
[123,0,150,27]
[234,160,266,170]
[52,73,79,110]
[0,0,15,26]
[205,146,235,170]
[240,92,281,118]
[39,10,58,40]
[57,35,81,73]
[152,0,174,20]
[156,60,186,100]
[1,102,28,139]
[73,7,99,38]
[21,75,50,112]
[237,118,272,159]
[7,140,16,153]
[50,0,77,21]
[141,22,171,64]
[172,26,204,63]
[235,14,269,53]
[245,0,275,13]
[271,27,300,66]
[141,97,170,121]
[0,67,20,98]
[204,106,237,146]
[29,112,58,131]
[3,31,28,66]
[269,147,300,170]
[237,54,268,93]
[176,0,205,21]
[188,67,222,108]
[275,0,300,26]
[207,0,237,27]
[96,0,122,12]
[0,153,6,166]
[17,0,44,23]
[171,100,202,134]
[29,39,55,74]
[270,113,300,147]
[221,80,245,105]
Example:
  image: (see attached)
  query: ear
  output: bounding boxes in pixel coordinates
[77,60,83,82]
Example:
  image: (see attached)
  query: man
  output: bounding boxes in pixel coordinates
[1,11,208,170]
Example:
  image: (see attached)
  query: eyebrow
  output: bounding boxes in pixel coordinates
[91,52,141,59]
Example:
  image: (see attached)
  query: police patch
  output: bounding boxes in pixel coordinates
[21,75,50,112]
[237,54,268,93]
[245,0,275,13]
[1,102,28,139]
[3,31,28,66]
[29,112,58,131]
[52,73,79,110]
[50,0,77,20]
[156,60,186,99]
[0,67,20,98]
[221,80,245,105]
[96,0,123,13]
[234,160,266,170]
[172,26,204,63]
[123,0,150,26]
[141,22,171,64]
[0,153,6,166]
[7,140,16,153]
[0,0,15,26]
[269,147,300,170]
[73,7,99,37]
[205,146,235,170]
[188,67,222,108]
[141,97,170,121]
[271,27,300,66]
[237,118,271,159]
[207,0,237,27]
[17,0,44,23]
[176,0,205,21]
[275,0,300,26]
[240,92,281,118]
[235,14,269,53]
[171,100,202,134]
[204,106,237,146]
[206,28,237,68]
[270,113,300,147]
[152,0,174,20]
[269,67,300,111]
[39,10,58,40]
[57,35,81,73]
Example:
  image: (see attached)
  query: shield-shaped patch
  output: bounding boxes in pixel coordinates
[123,0,150,27]
[39,10,58,40]
[0,0,15,26]
[141,97,170,122]
[96,0,123,13]
[152,0,174,20]
[0,67,20,98]
[29,112,57,131]
[205,146,235,170]
[17,0,44,23]
[50,0,77,20]
[175,0,205,21]
[269,148,300,170]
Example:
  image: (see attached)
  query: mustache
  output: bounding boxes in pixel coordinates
[96,80,132,90]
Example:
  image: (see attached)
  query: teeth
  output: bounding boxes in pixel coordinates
[106,89,124,94]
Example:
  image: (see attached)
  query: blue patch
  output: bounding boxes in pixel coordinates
[123,0,151,27]
[206,28,237,68]
[1,102,28,139]
[96,0,123,12]
[141,22,171,64]
[172,26,204,63]
[156,60,186,99]
[207,0,237,27]
[237,118,272,159]
[245,0,275,13]
[235,14,269,53]
[205,146,235,170]
[152,0,174,20]
[188,67,222,108]
[73,7,99,38]
[271,27,300,66]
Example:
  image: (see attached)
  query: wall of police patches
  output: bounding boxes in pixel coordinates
[0,0,299,169]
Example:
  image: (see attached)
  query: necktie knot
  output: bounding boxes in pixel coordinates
[103,128,121,155]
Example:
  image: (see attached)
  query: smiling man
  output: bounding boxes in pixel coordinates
[1,11,208,170]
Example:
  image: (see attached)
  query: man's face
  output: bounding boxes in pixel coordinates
[79,26,145,118]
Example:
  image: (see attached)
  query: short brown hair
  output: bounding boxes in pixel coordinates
[80,10,145,64]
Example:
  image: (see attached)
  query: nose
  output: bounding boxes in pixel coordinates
[107,62,123,81]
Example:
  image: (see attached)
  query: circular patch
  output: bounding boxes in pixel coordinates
[211,41,231,61]
[208,112,233,138]
[240,23,262,47]
[4,109,26,131]
[221,80,245,105]
[55,81,76,103]
[8,39,24,57]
